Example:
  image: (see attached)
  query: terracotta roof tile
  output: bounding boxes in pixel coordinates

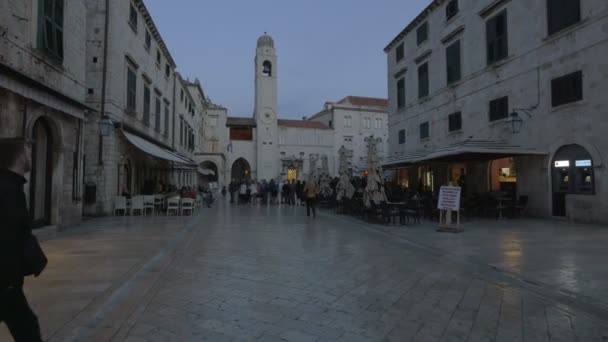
[337,96,388,108]
[278,119,331,129]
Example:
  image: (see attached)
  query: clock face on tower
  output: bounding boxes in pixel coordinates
[260,110,275,124]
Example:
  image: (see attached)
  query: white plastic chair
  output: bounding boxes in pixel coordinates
[167,198,180,216]
[143,195,155,215]
[114,196,127,216]
[180,198,195,216]
[154,195,164,213]
[131,196,145,216]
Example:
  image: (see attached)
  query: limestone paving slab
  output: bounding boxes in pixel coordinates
[1,203,607,341]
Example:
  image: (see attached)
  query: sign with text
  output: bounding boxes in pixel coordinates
[438,186,461,211]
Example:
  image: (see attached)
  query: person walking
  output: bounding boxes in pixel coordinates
[228,180,237,204]
[0,138,44,342]
[289,180,297,206]
[303,178,319,218]
[296,180,304,206]
[239,181,248,205]
[249,181,258,206]
[269,179,278,205]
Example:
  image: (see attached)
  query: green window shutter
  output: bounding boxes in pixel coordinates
[446,40,461,84]
[143,85,150,123]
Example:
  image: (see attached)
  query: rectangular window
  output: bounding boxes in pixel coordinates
[154,93,161,132]
[39,0,64,61]
[446,0,459,20]
[446,40,461,85]
[486,11,509,65]
[145,30,151,50]
[180,89,184,102]
[489,96,509,121]
[418,62,429,99]
[397,78,406,109]
[142,82,150,124]
[417,22,428,45]
[164,101,170,136]
[396,43,405,62]
[551,71,583,107]
[129,3,137,31]
[344,116,352,128]
[548,0,580,35]
[448,111,462,132]
[156,50,161,66]
[398,129,406,144]
[364,117,371,129]
[375,118,382,129]
[420,122,430,139]
[165,64,170,78]
[126,63,137,113]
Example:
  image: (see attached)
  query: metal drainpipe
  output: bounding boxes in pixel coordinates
[98,0,110,166]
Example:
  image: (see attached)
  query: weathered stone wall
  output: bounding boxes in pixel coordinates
[386,0,608,222]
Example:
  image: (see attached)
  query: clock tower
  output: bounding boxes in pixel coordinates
[254,33,279,181]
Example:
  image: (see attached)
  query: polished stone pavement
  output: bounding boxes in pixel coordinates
[1,203,608,341]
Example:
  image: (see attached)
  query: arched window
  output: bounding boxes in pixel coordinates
[262,61,272,76]
[552,144,594,195]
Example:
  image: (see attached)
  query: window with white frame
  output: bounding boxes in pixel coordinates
[363,117,371,129]
[375,118,382,129]
[344,115,353,128]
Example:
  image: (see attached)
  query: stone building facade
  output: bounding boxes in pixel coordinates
[82,0,203,215]
[0,0,88,228]
[308,96,389,175]
[384,0,608,222]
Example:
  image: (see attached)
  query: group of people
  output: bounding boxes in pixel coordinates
[225,178,320,218]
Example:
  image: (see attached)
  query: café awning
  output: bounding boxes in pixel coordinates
[123,131,196,168]
[414,140,547,163]
[383,140,546,167]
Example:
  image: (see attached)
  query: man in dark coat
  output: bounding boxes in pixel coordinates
[0,138,43,341]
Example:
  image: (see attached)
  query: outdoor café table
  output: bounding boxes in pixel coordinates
[496,196,511,220]
[386,202,408,225]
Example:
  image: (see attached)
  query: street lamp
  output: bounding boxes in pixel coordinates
[509,107,535,134]
[98,114,114,137]
[510,112,524,134]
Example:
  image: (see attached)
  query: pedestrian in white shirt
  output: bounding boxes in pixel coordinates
[249,181,258,206]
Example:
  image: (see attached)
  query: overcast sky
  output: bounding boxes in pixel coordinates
[145,0,430,118]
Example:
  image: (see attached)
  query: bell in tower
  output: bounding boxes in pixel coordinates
[262,61,272,76]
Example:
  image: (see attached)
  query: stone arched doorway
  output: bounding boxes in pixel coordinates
[231,158,251,182]
[552,144,595,217]
[30,118,54,228]
[200,161,219,183]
